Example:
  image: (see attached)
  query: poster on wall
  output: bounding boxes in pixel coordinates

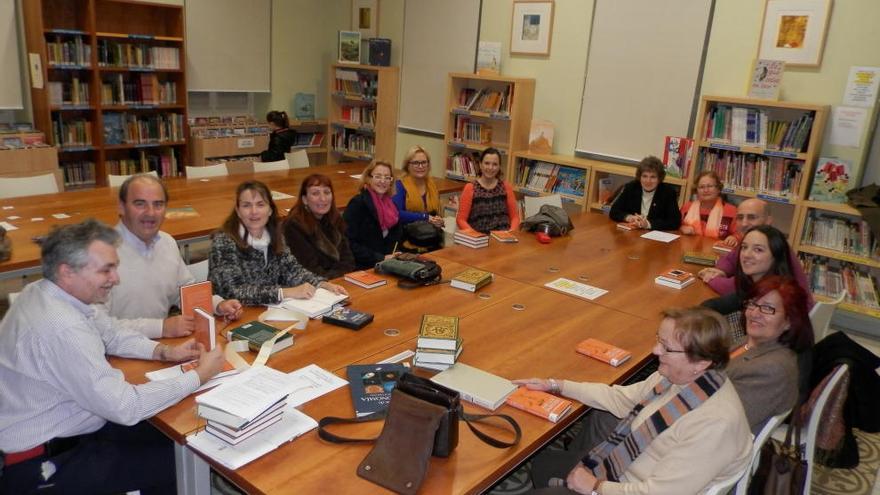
[842,66,880,108]
[747,59,785,100]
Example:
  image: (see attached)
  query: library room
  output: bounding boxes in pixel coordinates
[1,1,879,494]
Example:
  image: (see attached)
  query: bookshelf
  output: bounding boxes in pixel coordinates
[22,0,188,187]
[289,119,327,166]
[328,64,398,163]
[445,73,534,182]
[510,152,591,212]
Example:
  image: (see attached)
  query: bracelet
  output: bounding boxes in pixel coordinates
[548,378,560,394]
[158,344,169,361]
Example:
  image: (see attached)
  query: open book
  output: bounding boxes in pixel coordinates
[277,288,348,318]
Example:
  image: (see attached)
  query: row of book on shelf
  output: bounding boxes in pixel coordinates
[330,129,374,155]
[46,35,90,66]
[514,160,586,198]
[334,69,378,99]
[52,118,92,147]
[702,105,814,152]
[97,40,180,70]
[103,112,184,145]
[99,73,177,106]
[339,106,375,126]
[452,115,493,145]
[801,211,879,259]
[48,78,89,106]
[456,85,513,115]
[62,161,96,187]
[800,254,880,310]
[106,149,180,178]
[699,149,804,199]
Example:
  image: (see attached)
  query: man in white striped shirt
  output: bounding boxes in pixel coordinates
[0,219,225,494]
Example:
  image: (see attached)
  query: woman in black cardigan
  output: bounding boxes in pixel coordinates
[343,160,403,269]
[608,155,681,231]
[259,110,297,162]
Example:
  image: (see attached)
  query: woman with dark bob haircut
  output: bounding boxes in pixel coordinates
[282,174,355,279]
[608,155,681,230]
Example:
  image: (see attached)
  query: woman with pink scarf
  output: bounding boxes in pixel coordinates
[343,160,403,269]
[680,171,737,239]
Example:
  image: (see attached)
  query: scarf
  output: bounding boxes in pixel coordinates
[401,175,440,215]
[683,197,725,238]
[367,188,399,232]
[583,370,726,482]
[240,223,271,263]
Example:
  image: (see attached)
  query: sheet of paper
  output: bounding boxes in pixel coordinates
[843,66,880,108]
[0,221,17,231]
[146,361,240,392]
[31,217,44,222]
[286,364,347,407]
[186,405,318,470]
[544,278,608,301]
[2,206,13,210]
[829,106,868,148]
[270,190,293,200]
[52,213,71,219]
[7,216,20,220]
[195,366,293,420]
[349,174,362,180]
[640,230,680,243]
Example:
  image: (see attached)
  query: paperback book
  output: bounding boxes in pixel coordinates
[344,270,387,289]
[321,306,374,330]
[682,251,719,266]
[417,314,460,351]
[654,268,696,289]
[346,363,408,416]
[576,338,632,367]
[450,268,493,292]
[224,320,294,355]
[490,230,519,243]
[506,387,572,423]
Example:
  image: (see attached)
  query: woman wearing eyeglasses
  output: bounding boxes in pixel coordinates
[703,225,814,316]
[680,170,737,239]
[456,147,520,234]
[516,307,751,494]
[343,160,403,269]
[728,275,813,434]
[392,145,445,251]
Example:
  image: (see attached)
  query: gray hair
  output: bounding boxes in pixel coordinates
[42,219,120,281]
[118,173,168,203]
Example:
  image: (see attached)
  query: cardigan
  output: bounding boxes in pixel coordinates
[208,231,323,305]
[343,189,403,269]
[456,180,520,233]
[727,340,799,434]
[609,181,682,231]
[282,217,355,279]
[561,372,751,495]
[259,128,297,162]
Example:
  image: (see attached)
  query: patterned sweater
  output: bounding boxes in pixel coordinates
[208,231,324,305]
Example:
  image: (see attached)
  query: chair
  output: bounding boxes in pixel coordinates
[0,172,61,198]
[187,259,209,283]
[732,409,791,495]
[523,193,562,219]
[185,163,228,179]
[107,170,159,187]
[286,149,310,169]
[770,364,850,492]
[7,291,20,305]
[809,291,846,342]
[704,435,754,495]
[254,159,290,173]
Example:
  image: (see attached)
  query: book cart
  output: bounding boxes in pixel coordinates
[445,73,534,183]
[328,64,398,163]
[22,0,189,187]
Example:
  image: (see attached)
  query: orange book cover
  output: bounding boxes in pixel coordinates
[180,280,213,318]
[658,268,695,283]
[506,387,572,423]
[576,338,632,367]
[490,230,518,242]
[456,228,488,239]
[344,270,386,287]
[193,308,216,351]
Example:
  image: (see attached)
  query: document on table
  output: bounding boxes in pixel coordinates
[286,364,347,407]
[186,405,318,470]
[544,278,608,300]
[195,366,293,421]
[640,230,680,243]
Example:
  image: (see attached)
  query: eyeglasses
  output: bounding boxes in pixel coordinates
[697,184,719,190]
[745,300,777,315]
[371,175,393,182]
[409,160,429,168]
[655,334,687,354]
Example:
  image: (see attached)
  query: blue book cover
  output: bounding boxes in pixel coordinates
[103,113,124,144]
[552,167,586,197]
[346,364,407,416]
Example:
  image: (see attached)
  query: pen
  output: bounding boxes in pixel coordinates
[392,241,398,254]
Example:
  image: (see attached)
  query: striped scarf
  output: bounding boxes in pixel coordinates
[582,370,726,482]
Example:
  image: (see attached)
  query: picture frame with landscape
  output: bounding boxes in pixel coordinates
[510,0,554,56]
[757,0,832,67]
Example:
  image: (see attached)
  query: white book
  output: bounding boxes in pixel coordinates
[430,363,516,411]
[196,366,293,423]
[186,405,318,470]
[278,288,348,318]
[544,278,608,301]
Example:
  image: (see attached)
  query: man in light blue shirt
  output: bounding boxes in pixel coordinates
[0,219,225,494]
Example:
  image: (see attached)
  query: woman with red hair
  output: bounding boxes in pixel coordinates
[727,275,814,433]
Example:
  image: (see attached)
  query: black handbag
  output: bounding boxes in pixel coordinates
[375,253,442,286]
[749,417,807,495]
[403,220,444,248]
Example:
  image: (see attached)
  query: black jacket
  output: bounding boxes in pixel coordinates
[260,128,297,162]
[608,181,681,231]
[343,189,403,269]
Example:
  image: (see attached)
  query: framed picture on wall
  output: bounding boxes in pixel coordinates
[757,0,832,67]
[510,0,554,56]
[352,0,379,39]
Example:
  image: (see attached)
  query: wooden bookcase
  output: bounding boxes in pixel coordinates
[328,64,398,163]
[289,119,328,166]
[510,151,591,212]
[445,73,534,182]
[22,0,188,187]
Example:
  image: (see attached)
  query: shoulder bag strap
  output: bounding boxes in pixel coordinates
[460,411,522,448]
[317,411,386,444]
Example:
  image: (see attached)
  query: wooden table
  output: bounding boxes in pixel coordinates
[111,211,722,494]
[0,163,463,276]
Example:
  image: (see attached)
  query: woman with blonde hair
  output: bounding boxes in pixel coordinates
[343,160,403,268]
[393,145,445,251]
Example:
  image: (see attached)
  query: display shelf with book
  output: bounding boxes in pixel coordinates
[586,161,688,213]
[798,252,880,318]
[23,0,189,186]
[328,64,398,164]
[444,73,534,183]
[690,96,828,204]
[510,152,591,211]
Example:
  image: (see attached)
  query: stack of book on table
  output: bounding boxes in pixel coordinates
[225,320,294,355]
[713,241,734,254]
[454,229,489,249]
[195,366,293,445]
[450,268,493,292]
[654,268,696,289]
[414,314,463,371]
[682,251,718,267]
[343,270,387,289]
[279,287,348,318]
[490,230,518,243]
